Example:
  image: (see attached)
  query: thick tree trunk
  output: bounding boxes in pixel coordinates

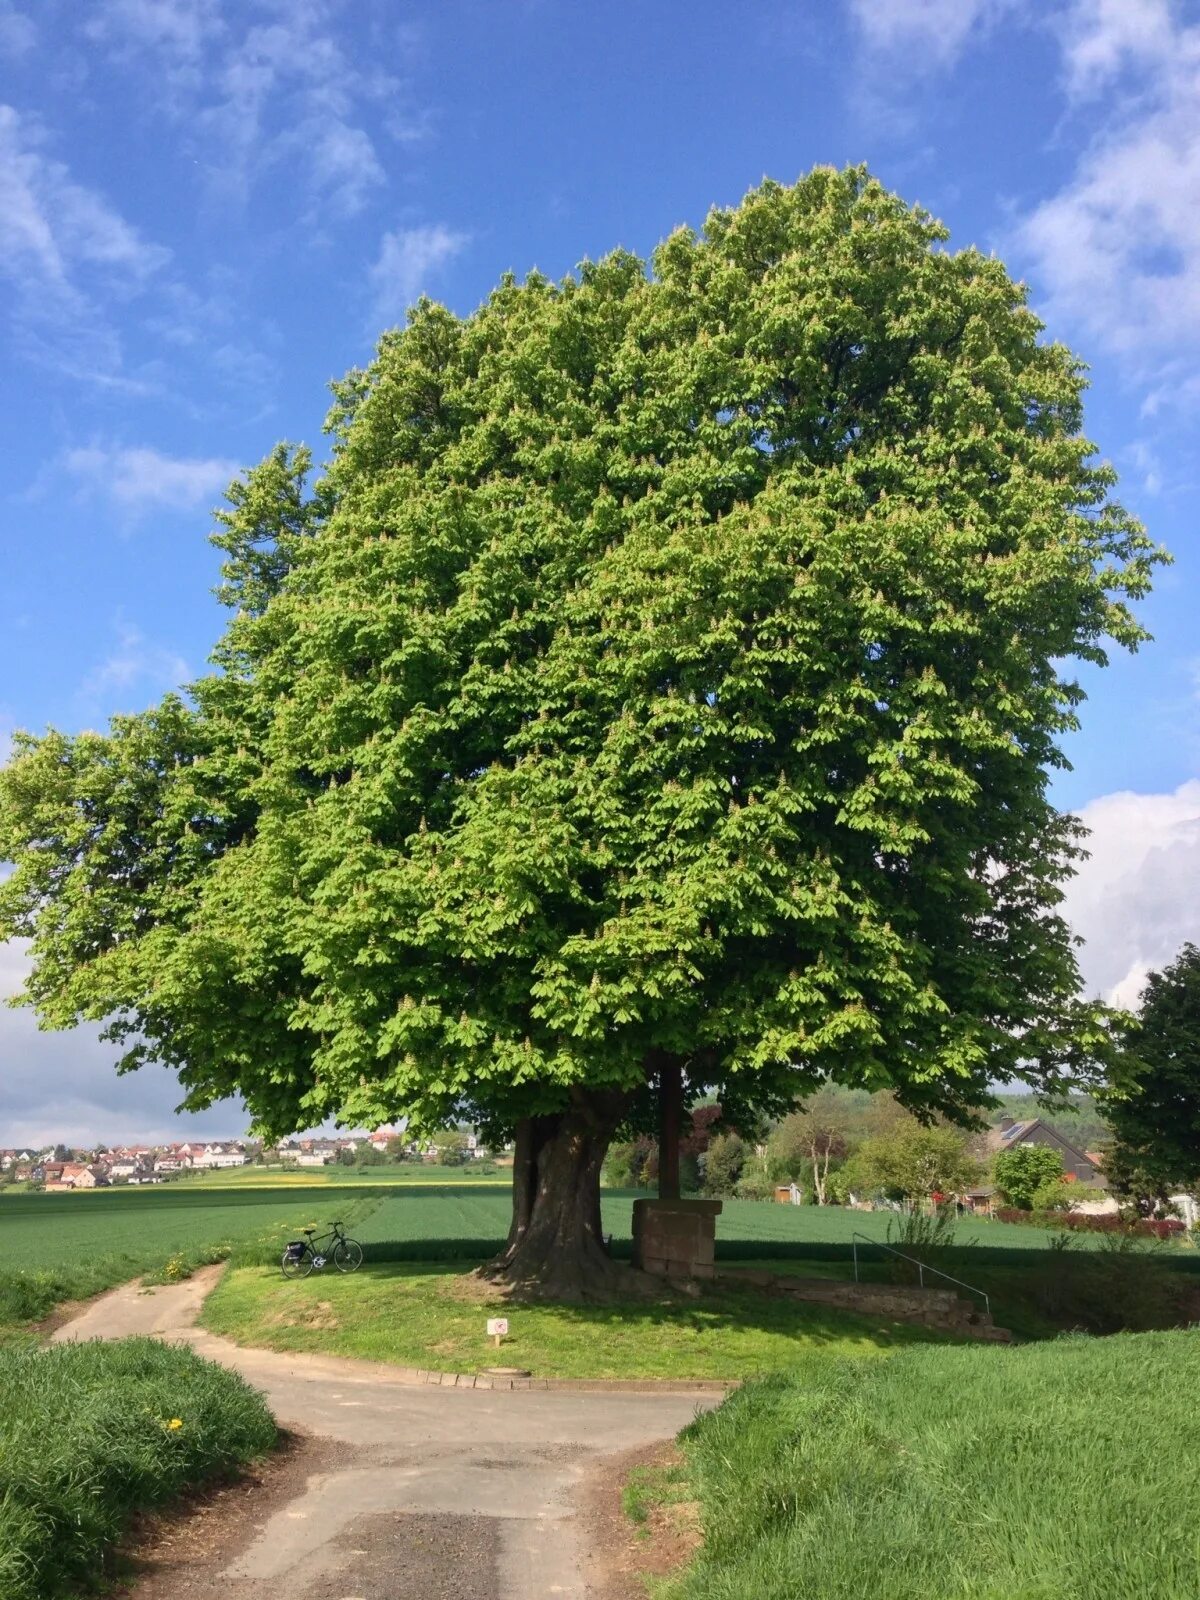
[482,1086,652,1302]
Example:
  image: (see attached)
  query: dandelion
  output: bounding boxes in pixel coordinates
[166,1418,183,1430]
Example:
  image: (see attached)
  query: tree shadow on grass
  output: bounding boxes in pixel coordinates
[348,1259,956,1356]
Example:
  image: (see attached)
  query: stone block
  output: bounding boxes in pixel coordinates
[632,1197,722,1280]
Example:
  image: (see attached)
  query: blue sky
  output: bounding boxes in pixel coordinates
[2,0,1199,1144]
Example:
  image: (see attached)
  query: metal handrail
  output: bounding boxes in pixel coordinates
[851,1232,990,1318]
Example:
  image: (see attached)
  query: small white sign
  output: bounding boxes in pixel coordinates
[486,1317,509,1337]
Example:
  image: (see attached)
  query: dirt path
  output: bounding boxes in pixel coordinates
[53,1269,715,1599]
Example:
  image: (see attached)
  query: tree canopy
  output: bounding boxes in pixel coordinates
[1105,944,1200,1194]
[0,167,1161,1289]
[993,1143,1065,1209]
[852,1123,979,1201]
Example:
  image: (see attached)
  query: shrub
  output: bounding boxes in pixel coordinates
[734,1164,776,1201]
[885,1207,956,1282]
[855,1124,979,1202]
[0,1337,275,1599]
[1026,1227,1185,1334]
[993,1144,1064,1208]
[702,1133,746,1198]
[1031,1178,1105,1212]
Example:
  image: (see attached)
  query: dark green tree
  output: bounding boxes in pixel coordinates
[1105,944,1200,1195]
[702,1133,747,1198]
[0,169,1160,1298]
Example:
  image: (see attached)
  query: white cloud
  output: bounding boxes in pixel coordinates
[1016,1,1200,362]
[65,443,238,510]
[368,223,469,327]
[0,103,169,380]
[1056,0,1176,100]
[89,0,413,217]
[1062,779,1200,1007]
[0,2,34,56]
[80,624,190,708]
[84,0,222,77]
[847,0,1022,72]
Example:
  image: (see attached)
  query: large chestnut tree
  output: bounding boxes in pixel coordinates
[0,169,1159,1297]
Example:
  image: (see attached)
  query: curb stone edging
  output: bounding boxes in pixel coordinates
[343,1363,737,1393]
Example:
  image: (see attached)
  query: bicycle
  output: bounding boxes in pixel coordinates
[281,1220,364,1278]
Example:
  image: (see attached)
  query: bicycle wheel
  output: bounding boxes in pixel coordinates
[333,1238,363,1273]
[281,1246,314,1279]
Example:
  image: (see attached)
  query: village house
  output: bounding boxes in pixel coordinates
[957,1117,1114,1216]
[191,1143,248,1169]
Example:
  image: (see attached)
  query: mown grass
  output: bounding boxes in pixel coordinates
[199,1261,948,1379]
[0,1337,276,1600]
[660,1330,1200,1600]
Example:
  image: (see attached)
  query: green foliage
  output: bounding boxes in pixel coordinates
[767,1088,850,1203]
[1105,943,1200,1192]
[703,1132,747,1197]
[1100,1139,1178,1219]
[431,1129,469,1166]
[1030,1177,1104,1212]
[1026,1226,1184,1334]
[0,1337,275,1599]
[852,1123,979,1199]
[994,1143,1064,1209]
[665,1331,1200,1599]
[603,1140,645,1188]
[885,1205,958,1275]
[734,1156,777,1200]
[0,167,1160,1155]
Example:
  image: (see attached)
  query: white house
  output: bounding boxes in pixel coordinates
[191,1144,248,1169]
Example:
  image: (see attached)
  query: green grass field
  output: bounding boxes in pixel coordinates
[2,1171,1195,1342]
[200,1260,948,1379]
[662,1329,1200,1599]
[0,1337,275,1600]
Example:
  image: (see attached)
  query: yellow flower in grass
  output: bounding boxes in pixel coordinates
[166,1418,183,1430]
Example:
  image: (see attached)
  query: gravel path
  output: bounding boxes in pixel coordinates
[53,1269,715,1598]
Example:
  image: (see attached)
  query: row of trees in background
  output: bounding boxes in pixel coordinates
[337,1128,474,1167]
[607,1091,987,1206]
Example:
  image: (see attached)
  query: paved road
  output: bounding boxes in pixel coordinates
[53,1269,715,1598]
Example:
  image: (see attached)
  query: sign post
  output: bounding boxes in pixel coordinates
[486,1316,509,1350]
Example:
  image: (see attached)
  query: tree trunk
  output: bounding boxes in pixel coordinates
[482,1086,651,1302]
[658,1055,683,1201]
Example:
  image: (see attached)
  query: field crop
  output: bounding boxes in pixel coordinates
[0,1336,275,1600]
[664,1329,1200,1599]
[0,1184,387,1328]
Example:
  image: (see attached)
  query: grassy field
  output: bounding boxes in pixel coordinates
[2,1172,1195,1342]
[0,1336,275,1600]
[0,1181,387,1328]
[660,1329,1200,1599]
[200,1260,948,1379]
[176,1162,510,1188]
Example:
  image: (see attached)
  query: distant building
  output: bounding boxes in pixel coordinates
[191,1144,247,1169]
[985,1117,1108,1186]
